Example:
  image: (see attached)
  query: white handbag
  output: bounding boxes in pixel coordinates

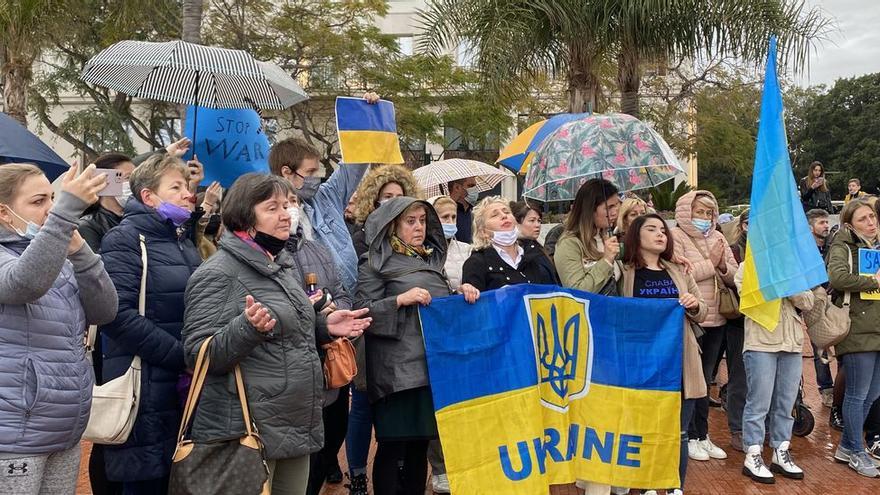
[83,234,147,445]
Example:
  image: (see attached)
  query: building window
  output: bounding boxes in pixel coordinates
[396,36,414,57]
[444,127,499,152]
[154,117,181,148]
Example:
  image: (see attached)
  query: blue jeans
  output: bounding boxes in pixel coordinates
[742,351,802,448]
[812,342,834,391]
[680,398,697,489]
[841,351,880,451]
[345,388,373,476]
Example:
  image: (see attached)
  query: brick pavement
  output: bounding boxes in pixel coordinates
[77,350,879,494]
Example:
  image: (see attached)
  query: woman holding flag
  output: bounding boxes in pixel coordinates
[619,213,707,495]
[355,197,479,495]
[827,198,880,478]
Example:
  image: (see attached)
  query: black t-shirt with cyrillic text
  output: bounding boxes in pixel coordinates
[634,267,679,299]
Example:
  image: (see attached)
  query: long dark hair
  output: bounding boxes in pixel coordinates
[622,213,675,269]
[563,179,618,260]
[804,161,828,192]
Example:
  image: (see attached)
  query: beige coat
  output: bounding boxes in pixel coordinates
[620,261,708,399]
[734,264,814,353]
[671,190,738,328]
[554,233,622,292]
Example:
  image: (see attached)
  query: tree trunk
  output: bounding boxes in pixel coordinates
[617,47,641,119]
[182,0,203,44]
[567,42,601,114]
[1,56,33,126]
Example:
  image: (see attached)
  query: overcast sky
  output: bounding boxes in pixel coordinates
[796,0,880,87]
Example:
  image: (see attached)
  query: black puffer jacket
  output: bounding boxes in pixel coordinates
[182,232,332,460]
[79,206,122,253]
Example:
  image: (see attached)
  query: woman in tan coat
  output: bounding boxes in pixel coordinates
[671,190,738,462]
[619,213,707,494]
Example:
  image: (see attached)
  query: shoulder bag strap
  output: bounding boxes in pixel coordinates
[138,234,147,316]
[233,365,255,436]
[176,335,214,442]
[843,245,853,307]
[679,228,710,261]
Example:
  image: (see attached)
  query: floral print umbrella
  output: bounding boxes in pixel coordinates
[522,113,685,202]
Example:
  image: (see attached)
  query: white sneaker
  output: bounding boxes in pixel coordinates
[771,441,804,480]
[670,490,683,495]
[642,491,658,495]
[699,437,728,459]
[688,439,709,461]
[742,445,774,484]
[431,473,450,493]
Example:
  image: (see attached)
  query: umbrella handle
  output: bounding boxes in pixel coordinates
[191,71,200,149]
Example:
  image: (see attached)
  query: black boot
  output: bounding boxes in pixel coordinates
[830,406,844,431]
[326,463,343,484]
[345,473,368,495]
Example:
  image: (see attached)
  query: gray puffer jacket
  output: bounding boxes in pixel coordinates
[182,232,332,460]
[355,197,451,403]
[0,192,118,455]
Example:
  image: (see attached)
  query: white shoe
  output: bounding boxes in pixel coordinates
[688,439,709,461]
[770,441,804,480]
[431,473,450,493]
[670,490,683,495]
[642,491,658,495]
[742,445,775,484]
[699,437,728,459]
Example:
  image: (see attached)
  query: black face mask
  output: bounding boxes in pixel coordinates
[253,231,287,256]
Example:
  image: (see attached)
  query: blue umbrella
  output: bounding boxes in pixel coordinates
[0,113,68,180]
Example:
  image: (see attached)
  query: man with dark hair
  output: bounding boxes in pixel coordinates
[806,208,835,409]
[78,153,136,252]
[446,176,478,243]
[267,95,378,293]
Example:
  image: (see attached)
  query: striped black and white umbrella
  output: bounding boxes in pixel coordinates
[81,40,308,110]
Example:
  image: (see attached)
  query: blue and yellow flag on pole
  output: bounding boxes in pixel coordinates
[739,37,828,330]
[419,284,684,493]
[335,97,404,164]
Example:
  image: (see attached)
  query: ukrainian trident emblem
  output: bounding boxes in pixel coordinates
[525,293,593,412]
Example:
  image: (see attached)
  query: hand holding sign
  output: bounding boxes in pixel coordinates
[183,106,270,188]
[858,248,880,299]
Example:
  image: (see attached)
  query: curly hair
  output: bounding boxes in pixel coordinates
[353,164,423,224]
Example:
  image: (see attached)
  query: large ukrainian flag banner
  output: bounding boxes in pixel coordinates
[419,284,684,494]
[739,37,828,330]
[335,96,405,164]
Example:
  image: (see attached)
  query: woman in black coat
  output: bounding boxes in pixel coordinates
[462,197,559,291]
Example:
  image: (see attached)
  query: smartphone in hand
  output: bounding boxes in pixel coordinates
[95,168,124,196]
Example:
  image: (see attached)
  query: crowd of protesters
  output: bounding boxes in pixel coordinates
[2,91,880,495]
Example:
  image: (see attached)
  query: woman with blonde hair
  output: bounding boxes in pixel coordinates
[461,196,558,291]
[671,190,739,462]
[827,198,880,477]
[615,196,648,238]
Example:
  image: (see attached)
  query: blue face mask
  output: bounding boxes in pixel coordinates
[465,186,479,206]
[441,223,458,240]
[692,218,712,234]
[3,205,40,239]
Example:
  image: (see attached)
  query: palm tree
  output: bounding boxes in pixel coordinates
[418,0,830,117]
[610,1,831,118]
[182,0,203,44]
[0,0,57,125]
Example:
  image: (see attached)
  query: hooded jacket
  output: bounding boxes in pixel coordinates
[99,199,202,481]
[0,192,117,455]
[671,190,738,328]
[827,227,880,356]
[354,197,450,403]
[183,232,331,460]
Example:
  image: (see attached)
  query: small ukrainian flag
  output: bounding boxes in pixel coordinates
[335,97,404,164]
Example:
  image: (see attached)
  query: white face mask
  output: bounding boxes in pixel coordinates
[287,206,301,233]
[492,227,519,247]
[115,181,132,208]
